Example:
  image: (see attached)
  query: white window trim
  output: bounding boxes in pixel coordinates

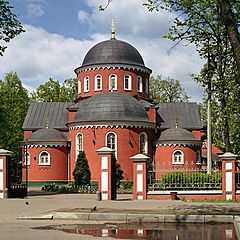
[137,76,143,92]
[39,151,50,166]
[76,133,83,160]
[24,152,30,166]
[95,75,102,91]
[84,76,90,92]
[109,74,117,91]
[172,150,184,164]
[105,132,117,158]
[124,75,132,90]
[139,132,148,155]
[78,80,81,94]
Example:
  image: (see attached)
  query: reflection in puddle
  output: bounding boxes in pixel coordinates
[33,222,237,239]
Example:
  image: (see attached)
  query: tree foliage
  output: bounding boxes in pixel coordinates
[0,0,25,56]
[149,75,190,104]
[73,151,91,186]
[31,78,77,102]
[144,0,240,152]
[0,72,29,174]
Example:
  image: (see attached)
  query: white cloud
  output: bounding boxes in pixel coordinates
[0,0,205,102]
[0,25,97,88]
[27,0,46,18]
[78,10,89,23]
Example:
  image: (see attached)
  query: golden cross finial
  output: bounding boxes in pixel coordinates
[175,117,179,128]
[110,19,116,39]
[45,118,49,129]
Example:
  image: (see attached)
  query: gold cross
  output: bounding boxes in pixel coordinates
[110,19,116,39]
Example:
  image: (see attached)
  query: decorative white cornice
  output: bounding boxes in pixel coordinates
[156,143,201,147]
[69,122,155,130]
[27,144,68,148]
[75,64,152,74]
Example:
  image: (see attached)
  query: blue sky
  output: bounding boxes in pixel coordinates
[1,0,205,101]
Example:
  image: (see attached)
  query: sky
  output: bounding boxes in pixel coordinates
[0,0,205,102]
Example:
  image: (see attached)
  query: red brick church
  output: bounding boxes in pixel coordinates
[22,28,208,185]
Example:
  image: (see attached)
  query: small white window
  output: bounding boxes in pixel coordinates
[172,150,184,164]
[95,75,102,91]
[109,74,117,91]
[76,133,83,159]
[24,152,30,166]
[145,78,149,93]
[78,80,81,94]
[84,76,90,92]
[139,132,148,154]
[39,151,50,166]
[124,75,132,90]
[137,76,143,92]
[106,132,117,157]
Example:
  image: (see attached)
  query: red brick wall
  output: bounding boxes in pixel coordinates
[69,127,154,181]
[22,146,68,182]
[76,68,150,100]
[155,145,200,179]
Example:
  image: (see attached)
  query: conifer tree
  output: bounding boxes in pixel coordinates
[73,151,91,186]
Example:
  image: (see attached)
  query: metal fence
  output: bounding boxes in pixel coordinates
[148,165,222,191]
[236,172,240,190]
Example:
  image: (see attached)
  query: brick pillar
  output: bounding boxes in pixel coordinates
[220,152,238,200]
[131,154,149,200]
[0,149,12,199]
[96,147,116,200]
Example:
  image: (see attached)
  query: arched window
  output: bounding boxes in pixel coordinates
[124,75,132,90]
[95,75,102,91]
[145,78,149,93]
[172,150,184,164]
[106,132,117,157]
[78,80,81,94]
[84,76,90,92]
[24,152,30,166]
[76,133,83,159]
[109,74,117,91]
[139,132,148,154]
[137,76,143,92]
[39,151,50,166]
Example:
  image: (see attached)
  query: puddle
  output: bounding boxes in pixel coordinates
[33,222,237,239]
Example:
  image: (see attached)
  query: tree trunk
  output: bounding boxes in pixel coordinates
[218,0,240,72]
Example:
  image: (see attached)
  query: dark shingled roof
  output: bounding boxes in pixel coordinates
[82,39,145,67]
[28,128,68,143]
[157,127,201,145]
[72,92,150,124]
[23,102,73,130]
[157,102,203,130]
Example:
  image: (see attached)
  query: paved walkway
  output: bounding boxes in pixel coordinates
[1,189,240,239]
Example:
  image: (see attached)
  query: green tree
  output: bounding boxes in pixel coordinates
[31,78,77,102]
[73,151,91,186]
[114,157,124,189]
[144,0,239,152]
[0,72,29,175]
[0,0,25,56]
[149,75,190,104]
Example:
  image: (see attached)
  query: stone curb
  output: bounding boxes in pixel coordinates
[17,213,53,220]
[44,212,238,223]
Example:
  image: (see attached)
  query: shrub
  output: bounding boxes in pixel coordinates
[73,151,91,186]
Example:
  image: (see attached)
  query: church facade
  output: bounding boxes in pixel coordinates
[22,30,205,185]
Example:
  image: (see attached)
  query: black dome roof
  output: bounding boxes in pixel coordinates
[157,127,201,145]
[73,92,150,124]
[82,39,145,67]
[28,128,68,143]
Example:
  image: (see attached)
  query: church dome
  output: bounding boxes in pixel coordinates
[28,128,68,145]
[157,127,201,145]
[72,92,151,124]
[82,38,145,67]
